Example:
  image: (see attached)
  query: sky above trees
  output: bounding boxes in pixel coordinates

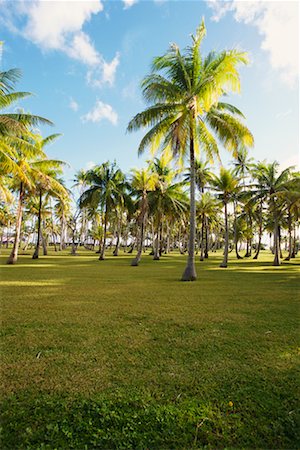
[0,0,298,184]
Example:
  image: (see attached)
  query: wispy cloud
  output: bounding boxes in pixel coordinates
[275,109,292,120]
[69,97,79,112]
[87,52,120,88]
[81,100,118,125]
[206,0,299,88]
[0,0,120,87]
[123,0,138,10]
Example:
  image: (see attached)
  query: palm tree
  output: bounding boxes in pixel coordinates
[212,168,240,268]
[31,134,67,259]
[128,20,253,280]
[251,162,294,266]
[130,167,157,266]
[79,161,127,260]
[197,192,221,261]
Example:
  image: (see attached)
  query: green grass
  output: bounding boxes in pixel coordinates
[0,248,299,449]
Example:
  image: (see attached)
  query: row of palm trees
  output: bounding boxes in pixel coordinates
[0,67,68,264]
[2,149,299,269]
[1,22,299,278]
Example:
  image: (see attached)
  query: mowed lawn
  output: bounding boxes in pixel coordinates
[0,249,299,449]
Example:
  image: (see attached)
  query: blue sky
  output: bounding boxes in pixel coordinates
[0,0,299,184]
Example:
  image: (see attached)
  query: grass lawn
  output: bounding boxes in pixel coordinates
[0,248,299,449]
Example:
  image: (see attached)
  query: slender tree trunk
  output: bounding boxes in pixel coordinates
[291,227,296,258]
[272,201,280,266]
[131,213,145,266]
[284,211,292,261]
[113,223,120,256]
[200,214,205,261]
[7,183,24,264]
[153,219,160,260]
[182,131,197,281]
[32,190,43,259]
[204,220,209,258]
[253,200,263,259]
[234,200,242,260]
[220,202,229,268]
[99,206,108,260]
[42,229,48,256]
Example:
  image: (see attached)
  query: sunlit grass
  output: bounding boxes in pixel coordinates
[0,248,299,448]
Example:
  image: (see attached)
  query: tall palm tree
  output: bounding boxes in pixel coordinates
[79,161,127,260]
[197,192,221,261]
[212,168,240,268]
[128,20,253,280]
[251,162,294,266]
[130,167,157,266]
[148,157,188,260]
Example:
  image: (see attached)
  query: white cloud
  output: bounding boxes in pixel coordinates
[0,0,120,87]
[87,52,120,87]
[86,160,96,170]
[69,97,79,112]
[66,31,100,66]
[275,109,292,120]
[81,100,118,125]
[21,0,103,60]
[206,0,299,88]
[123,0,138,10]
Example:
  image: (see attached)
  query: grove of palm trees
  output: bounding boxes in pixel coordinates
[1,16,299,450]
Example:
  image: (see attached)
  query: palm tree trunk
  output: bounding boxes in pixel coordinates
[284,211,292,261]
[200,214,205,261]
[7,183,24,264]
[182,132,197,281]
[131,214,145,266]
[291,227,296,258]
[153,219,160,260]
[204,219,209,258]
[32,190,43,259]
[220,202,229,268]
[233,200,242,260]
[253,200,263,259]
[42,228,48,255]
[272,202,280,265]
[99,206,108,260]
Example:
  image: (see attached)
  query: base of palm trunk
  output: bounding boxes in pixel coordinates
[131,257,140,266]
[32,253,39,259]
[99,256,105,260]
[220,262,227,268]
[153,256,160,260]
[7,256,17,265]
[181,264,197,281]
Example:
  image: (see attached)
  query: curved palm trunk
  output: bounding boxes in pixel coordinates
[131,215,145,266]
[113,223,120,256]
[99,206,108,260]
[7,183,24,264]
[220,202,229,268]
[182,133,197,281]
[153,219,160,260]
[32,190,43,259]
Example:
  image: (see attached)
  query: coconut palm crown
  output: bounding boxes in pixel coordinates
[127,19,254,281]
